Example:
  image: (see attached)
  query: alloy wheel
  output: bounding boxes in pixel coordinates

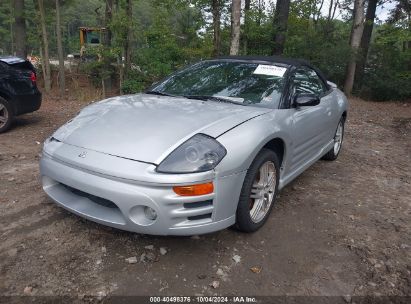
[0,103,8,129]
[249,161,276,223]
[333,121,343,155]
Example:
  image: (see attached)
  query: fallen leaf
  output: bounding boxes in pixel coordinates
[250,266,262,273]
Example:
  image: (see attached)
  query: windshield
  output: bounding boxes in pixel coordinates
[151,61,288,108]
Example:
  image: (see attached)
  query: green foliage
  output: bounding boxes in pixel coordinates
[126,0,210,89]
[2,0,408,101]
[242,2,274,55]
[81,46,119,86]
[285,18,352,86]
[360,24,411,101]
[121,70,146,94]
[0,1,12,55]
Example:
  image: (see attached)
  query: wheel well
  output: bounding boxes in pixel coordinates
[0,91,16,115]
[262,138,285,168]
[0,91,10,102]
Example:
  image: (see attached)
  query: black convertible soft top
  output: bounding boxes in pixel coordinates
[215,55,329,86]
[216,55,307,66]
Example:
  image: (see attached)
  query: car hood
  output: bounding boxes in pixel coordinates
[52,94,271,164]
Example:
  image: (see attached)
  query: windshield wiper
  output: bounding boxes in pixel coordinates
[146,92,246,105]
[183,95,246,106]
[145,90,176,97]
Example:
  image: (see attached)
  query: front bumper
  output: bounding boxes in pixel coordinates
[40,147,246,236]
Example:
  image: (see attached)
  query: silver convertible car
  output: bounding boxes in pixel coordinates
[40,56,347,235]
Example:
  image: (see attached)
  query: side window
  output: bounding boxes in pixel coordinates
[293,69,314,95]
[306,68,327,95]
[292,67,326,96]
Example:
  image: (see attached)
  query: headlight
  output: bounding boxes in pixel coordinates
[156,134,227,173]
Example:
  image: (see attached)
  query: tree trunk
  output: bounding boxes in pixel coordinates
[56,0,65,96]
[344,0,365,96]
[13,0,27,58]
[10,1,14,54]
[124,0,133,73]
[212,0,221,57]
[332,0,339,20]
[314,0,325,24]
[272,0,291,55]
[327,0,334,21]
[243,0,251,54]
[102,0,114,97]
[118,56,124,95]
[104,0,113,46]
[38,0,51,92]
[324,0,336,38]
[354,0,378,90]
[327,0,340,22]
[229,0,241,55]
[39,46,46,85]
[257,0,263,26]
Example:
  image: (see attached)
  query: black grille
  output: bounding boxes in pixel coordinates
[188,213,212,221]
[63,184,118,209]
[183,200,213,209]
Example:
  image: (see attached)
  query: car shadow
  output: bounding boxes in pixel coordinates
[11,114,42,130]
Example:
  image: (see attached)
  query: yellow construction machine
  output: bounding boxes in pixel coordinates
[79,27,107,58]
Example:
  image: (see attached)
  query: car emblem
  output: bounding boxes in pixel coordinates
[78,151,87,158]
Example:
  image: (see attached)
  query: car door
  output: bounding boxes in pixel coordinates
[304,68,336,141]
[288,67,330,172]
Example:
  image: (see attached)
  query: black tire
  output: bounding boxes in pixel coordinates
[0,97,13,134]
[235,148,280,233]
[322,117,345,161]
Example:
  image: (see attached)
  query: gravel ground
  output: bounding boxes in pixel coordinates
[0,95,410,302]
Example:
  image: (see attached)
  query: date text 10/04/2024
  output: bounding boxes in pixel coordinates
[149,297,257,303]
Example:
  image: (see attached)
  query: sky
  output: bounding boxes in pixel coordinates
[319,0,396,22]
[260,0,397,22]
[375,2,396,22]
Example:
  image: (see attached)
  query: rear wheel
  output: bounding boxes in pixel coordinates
[235,149,279,232]
[322,117,345,161]
[0,97,13,133]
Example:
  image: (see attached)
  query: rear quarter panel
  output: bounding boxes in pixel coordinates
[332,88,349,119]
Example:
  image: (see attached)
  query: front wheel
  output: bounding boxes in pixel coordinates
[322,117,345,161]
[235,149,280,233]
[0,97,13,134]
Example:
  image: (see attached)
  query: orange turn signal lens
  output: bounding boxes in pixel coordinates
[173,182,214,196]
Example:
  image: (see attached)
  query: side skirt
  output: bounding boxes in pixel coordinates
[278,140,334,190]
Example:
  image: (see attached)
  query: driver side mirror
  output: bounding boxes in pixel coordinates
[293,93,320,107]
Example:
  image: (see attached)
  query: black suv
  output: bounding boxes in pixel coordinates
[0,56,42,133]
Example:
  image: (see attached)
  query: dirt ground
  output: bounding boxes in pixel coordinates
[0,94,410,302]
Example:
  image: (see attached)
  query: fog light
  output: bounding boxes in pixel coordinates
[144,206,157,220]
